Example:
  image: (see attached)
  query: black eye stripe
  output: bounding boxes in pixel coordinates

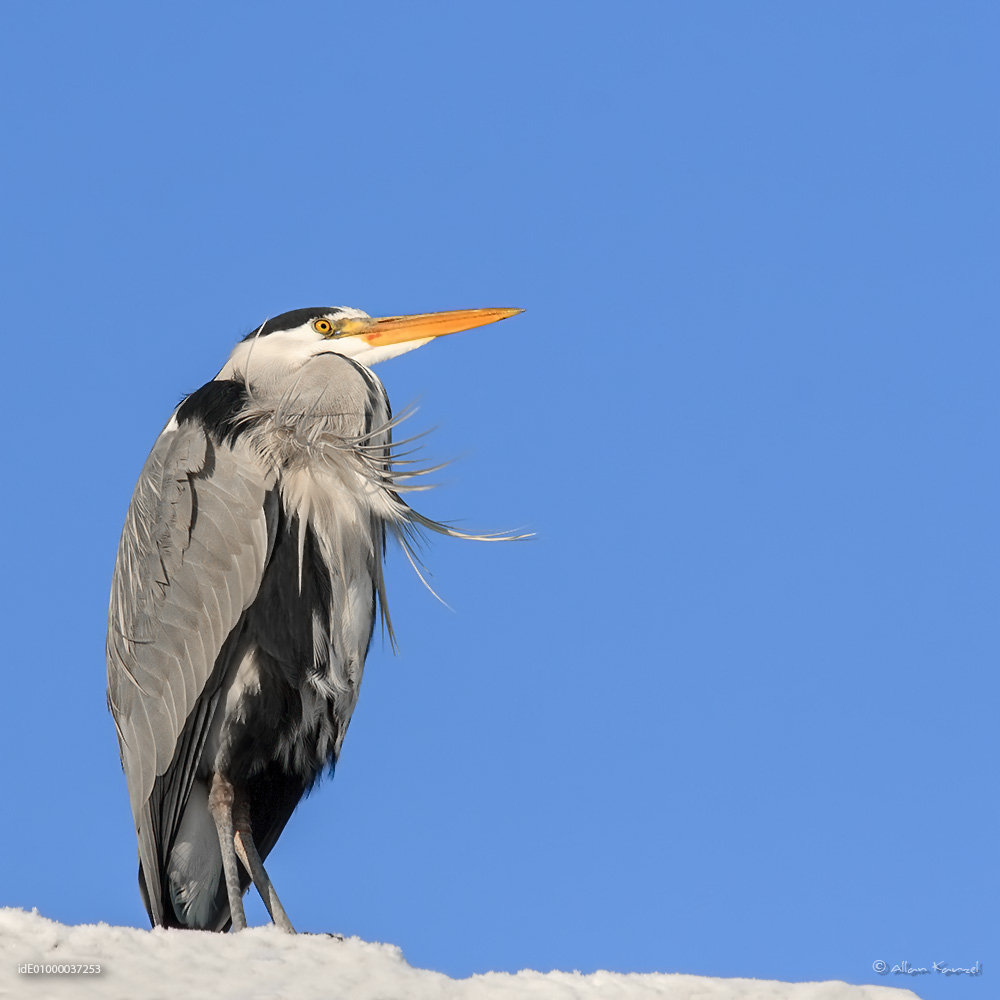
[240,308,344,341]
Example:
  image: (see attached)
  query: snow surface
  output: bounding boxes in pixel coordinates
[1,908,921,1000]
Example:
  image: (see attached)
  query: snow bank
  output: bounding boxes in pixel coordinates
[1,908,920,1000]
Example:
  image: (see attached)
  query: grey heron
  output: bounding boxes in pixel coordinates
[106,305,523,932]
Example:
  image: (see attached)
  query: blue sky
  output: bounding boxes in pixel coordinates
[2,3,996,997]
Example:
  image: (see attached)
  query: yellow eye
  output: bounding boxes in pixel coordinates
[313,319,333,335]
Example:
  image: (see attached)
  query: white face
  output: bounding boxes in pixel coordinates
[217,308,434,384]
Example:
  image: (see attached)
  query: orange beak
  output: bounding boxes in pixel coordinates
[343,307,524,347]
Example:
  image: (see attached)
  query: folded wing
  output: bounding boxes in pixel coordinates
[106,415,277,924]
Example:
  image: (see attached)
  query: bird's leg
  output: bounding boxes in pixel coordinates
[208,772,248,932]
[232,797,296,934]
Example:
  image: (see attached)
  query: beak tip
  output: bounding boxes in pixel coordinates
[495,307,525,321]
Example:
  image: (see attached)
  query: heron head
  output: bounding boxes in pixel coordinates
[226,305,523,375]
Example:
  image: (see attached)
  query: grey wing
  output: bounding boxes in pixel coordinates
[106,416,277,923]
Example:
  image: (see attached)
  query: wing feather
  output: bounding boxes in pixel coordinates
[107,415,276,924]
